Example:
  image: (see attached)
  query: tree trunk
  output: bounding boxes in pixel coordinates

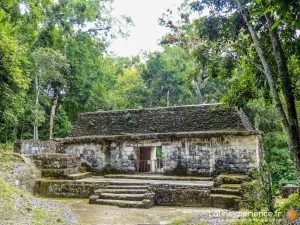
[166,89,170,107]
[265,13,300,185]
[49,93,58,140]
[34,75,40,140]
[194,75,205,104]
[235,0,300,185]
[235,0,288,125]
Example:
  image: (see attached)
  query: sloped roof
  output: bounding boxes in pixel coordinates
[70,104,254,137]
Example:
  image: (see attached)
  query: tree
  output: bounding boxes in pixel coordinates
[159,0,300,191]
[142,46,198,107]
[108,68,148,109]
[234,0,300,190]
[30,48,69,140]
[0,34,29,142]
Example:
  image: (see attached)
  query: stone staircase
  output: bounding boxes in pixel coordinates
[210,174,249,210]
[89,182,154,208]
[32,153,91,179]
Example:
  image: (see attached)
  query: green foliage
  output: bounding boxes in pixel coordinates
[53,107,73,138]
[108,68,148,109]
[169,218,185,225]
[0,143,13,153]
[277,193,300,212]
[245,99,297,190]
[0,152,21,169]
[241,166,276,212]
[234,193,300,224]
[0,0,130,142]
[142,46,198,107]
[0,34,28,142]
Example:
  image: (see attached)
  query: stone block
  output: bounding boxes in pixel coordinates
[282,184,298,198]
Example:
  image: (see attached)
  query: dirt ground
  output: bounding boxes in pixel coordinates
[57,199,235,225]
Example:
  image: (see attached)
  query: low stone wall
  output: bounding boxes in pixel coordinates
[34,180,107,198]
[34,180,211,206]
[151,184,210,207]
[282,184,298,198]
[14,140,56,155]
[34,179,239,209]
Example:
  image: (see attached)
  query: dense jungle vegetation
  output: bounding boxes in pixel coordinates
[1,0,300,211]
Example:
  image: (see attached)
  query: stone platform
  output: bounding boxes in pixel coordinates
[34,174,246,210]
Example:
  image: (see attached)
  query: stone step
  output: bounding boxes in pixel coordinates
[95,189,148,194]
[41,167,78,178]
[211,188,241,196]
[220,184,241,190]
[216,174,249,184]
[104,174,213,181]
[99,193,145,201]
[210,194,240,210]
[107,181,150,186]
[93,199,146,208]
[67,172,92,180]
[210,194,241,199]
[105,185,149,190]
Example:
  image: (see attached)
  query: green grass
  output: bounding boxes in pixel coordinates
[0,143,14,153]
[169,216,205,225]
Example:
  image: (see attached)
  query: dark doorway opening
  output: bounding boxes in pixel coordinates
[139,147,151,172]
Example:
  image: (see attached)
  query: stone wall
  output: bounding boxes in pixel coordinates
[159,135,259,175]
[59,134,260,175]
[14,140,56,155]
[61,143,107,172]
[34,180,106,198]
[17,133,261,175]
[34,180,238,209]
[151,183,211,207]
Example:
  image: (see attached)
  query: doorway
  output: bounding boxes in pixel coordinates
[139,147,151,172]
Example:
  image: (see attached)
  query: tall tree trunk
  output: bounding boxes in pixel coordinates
[49,93,58,140]
[265,13,300,184]
[194,76,205,104]
[166,89,170,107]
[235,0,300,186]
[34,75,40,141]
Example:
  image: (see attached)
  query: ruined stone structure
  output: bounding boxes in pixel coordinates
[15,104,262,209]
[18,104,262,175]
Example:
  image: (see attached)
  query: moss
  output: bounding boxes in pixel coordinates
[165,163,188,176]
[88,119,96,128]
[71,105,254,137]
[80,162,93,172]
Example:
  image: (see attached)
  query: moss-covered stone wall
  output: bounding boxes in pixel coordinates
[16,134,261,175]
[54,134,260,175]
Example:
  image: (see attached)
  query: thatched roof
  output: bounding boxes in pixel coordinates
[70,104,254,138]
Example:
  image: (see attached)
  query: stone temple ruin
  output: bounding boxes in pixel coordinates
[15,104,262,209]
